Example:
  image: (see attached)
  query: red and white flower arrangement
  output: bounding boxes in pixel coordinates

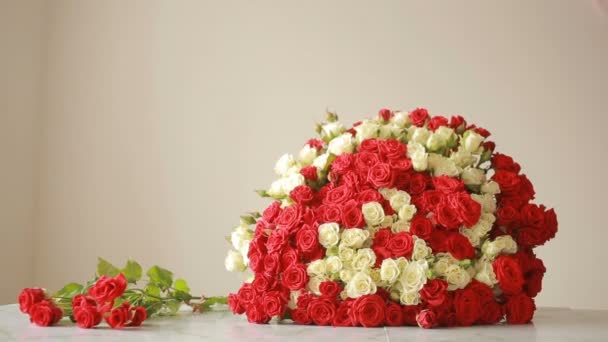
[225,108,558,328]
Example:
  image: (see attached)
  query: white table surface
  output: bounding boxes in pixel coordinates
[1,304,607,341]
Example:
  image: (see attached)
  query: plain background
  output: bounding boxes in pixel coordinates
[1,0,607,310]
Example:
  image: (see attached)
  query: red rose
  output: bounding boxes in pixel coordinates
[454,193,482,228]
[88,273,127,304]
[447,233,476,260]
[295,228,321,255]
[306,138,324,151]
[453,287,481,326]
[427,115,448,131]
[428,230,450,253]
[300,165,318,181]
[402,305,421,326]
[72,294,97,311]
[282,264,308,290]
[290,185,315,205]
[263,253,281,277]
[341,200,364,228]
[475,126,491,138]
[517,227,546,247]
[237,283,257,304]
[332,154,354,175]
[492,170,521,194]
[408,173,428,195]
[409,215,434,240]
[416,309,438,329]
[262,291,286,317]
[291,308,312,324]
[367,162,394,188]
[358,139,380,153]
[449,115,466,131]
[420,279,448,306]
[307,298,336,326]
[332,301,354,326]
[280,248,299,271]
[491,153,521,173]
[297,292,314,309]
[357,189,384,203]
[493,255,525,295]
[275,205,302,231]
[246,300,270,324]
[387,232,414,258]
[409,108,429,127]
[378,108,393,122]
[372,228,392,248]
[74,304,102,328]
[521,204,545,228]
[324,185,353,205]
[479,301,503,324]
[432,176,464,193]
[524,258,546,298]
[262,201,282,223]
[544,208,558,241]
[355,152,380,173]
[319,281,342,299]
[384,302,404,326]
[18,288,46,314]
[29,300,63,327]
[379,139,407,160]
[228,293,245,314]
[322,205,342,223]
[435,204,461,230]
[352,294,385,327]
[266,228,290,254]
[390,159,412,172]
[420,190,445,212]
[496,205,520,228]
[505,293,535,324]
[127,306,147,327]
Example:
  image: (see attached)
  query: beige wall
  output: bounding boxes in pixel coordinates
[2,0,608,309]
[0,0,45,304]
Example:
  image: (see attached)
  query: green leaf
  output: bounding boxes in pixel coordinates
[255,189,270,198]
[122,259,143,283]
[97,257,120,277]
[53,282,83,298]
[164,300,182,315]
[173,278,190,293]
[146,265,173,289]
[202,296,228,310]
[144,283,161,301]
[240,215,256,225]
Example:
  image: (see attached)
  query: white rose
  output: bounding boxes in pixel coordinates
[482,235,518,258]
[352,248,377,271]
[318,222,340,248]
[288,290,300,310]
[362,202,385,227]
[322,122,345,139]
[231,224,253,251]
[307,259,327,277]
[339,269,354,283]
[435,126,456,145]
[426,132,446,152]
[481,181,501,195]
[378,187,396,200]
[307,276,327,296]
[460,227,482,247]
[399,290,421,306]
[354,120,380,142]
[411,238,432,261]
[328,133,355,155]
[267,179,285,197]
[274,153,296,176]
[410,149,428,171]
[445,264,472,290]
[379,123,400,139]
[380,258,401,284]
[346,271,377,298]
[474,261,498,287]
[398,260,428,292]
[391,111,408,127]
[225,250,246,272]
[391,220,410,233]
[450,148,477,168]
[429,154,460,177]
[432,254,456,277]
[398,204,417,222]
[298,145,318,165]
[340,229,369,249]
[389,191,411,211]
[462,131,484,152]
[282,173,305,193]
[312,153,331,170]
[472,193,497,213]
[338,244,356,261]
[409,127,431,145]
[326,256,343,274]
[461,167,486,186]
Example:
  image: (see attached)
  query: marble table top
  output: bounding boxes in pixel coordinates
[1,304,607,341]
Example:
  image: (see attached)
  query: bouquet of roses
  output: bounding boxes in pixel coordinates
[225,108,558,328]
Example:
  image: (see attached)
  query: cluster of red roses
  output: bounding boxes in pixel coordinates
[227,109,557,328]
[18,273,147,328]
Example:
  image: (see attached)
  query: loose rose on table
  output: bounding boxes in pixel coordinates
[18,258,227,329]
